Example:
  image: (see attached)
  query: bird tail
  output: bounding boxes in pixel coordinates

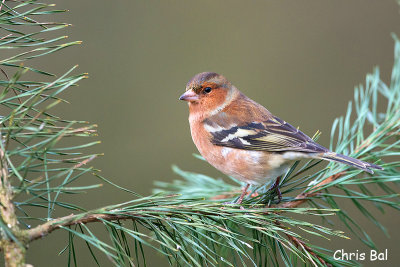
[321,152,383,174]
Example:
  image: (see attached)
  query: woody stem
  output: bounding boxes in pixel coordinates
[0,140,27,267]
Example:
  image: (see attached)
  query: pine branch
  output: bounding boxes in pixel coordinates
[0,139,26,267]
[277,172,345,209]
[0,1,95,265]
[27,212,136,242]
[25,172,344,244]
[285,234,332,267]
[23,196,349,266]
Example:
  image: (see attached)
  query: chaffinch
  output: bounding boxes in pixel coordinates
[179,72,382,204]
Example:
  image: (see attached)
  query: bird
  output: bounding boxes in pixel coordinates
[179,72,383,204]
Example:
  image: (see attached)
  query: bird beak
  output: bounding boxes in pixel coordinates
[179,90,199,101]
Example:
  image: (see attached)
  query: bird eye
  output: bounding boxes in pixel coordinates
[204,87,212,93]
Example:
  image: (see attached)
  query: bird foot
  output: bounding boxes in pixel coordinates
[222,184,263,206]
[223,184,251,205]
[269,177,282,204]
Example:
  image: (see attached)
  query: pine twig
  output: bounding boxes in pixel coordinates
[208,171,344,209]
[277,172,345,209]
[286,232,332,267]
[26,212,138,243]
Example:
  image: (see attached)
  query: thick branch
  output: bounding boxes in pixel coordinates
[0,141,26,267]
[0,146,18,231]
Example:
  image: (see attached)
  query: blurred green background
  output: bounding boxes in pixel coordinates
[21,0,400,266]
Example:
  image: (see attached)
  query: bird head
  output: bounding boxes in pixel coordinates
[179,72,237,118]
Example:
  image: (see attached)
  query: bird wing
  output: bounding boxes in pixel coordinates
[206,116,328,153]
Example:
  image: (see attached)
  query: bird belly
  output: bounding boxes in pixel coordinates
[201,144,288,185]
